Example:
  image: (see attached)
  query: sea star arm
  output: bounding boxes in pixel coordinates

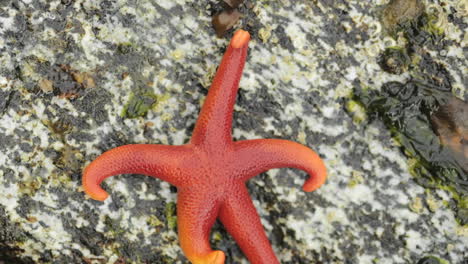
[219,185,279,264]
[82,144,192,201]
[190,30,250,150]
[233,139,327,192]
[177,189,225,264]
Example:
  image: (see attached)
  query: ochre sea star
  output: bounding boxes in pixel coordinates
[82,30,327,264]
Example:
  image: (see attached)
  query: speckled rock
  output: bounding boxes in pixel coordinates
[0,0,467,263]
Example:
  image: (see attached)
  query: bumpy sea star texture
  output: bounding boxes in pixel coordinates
[0,0,467,263]
[83,30,327,264]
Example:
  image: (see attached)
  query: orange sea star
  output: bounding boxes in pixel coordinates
[82,29,327,264]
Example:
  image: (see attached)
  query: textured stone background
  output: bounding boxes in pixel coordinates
[0,0,467,263]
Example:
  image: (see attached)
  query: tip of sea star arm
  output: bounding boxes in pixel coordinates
[190,251,225,264]
[230,29,250,49]
[207,250,226,264]
[83,185,109,201]
[302,158,327,192]
[82,165,110,201]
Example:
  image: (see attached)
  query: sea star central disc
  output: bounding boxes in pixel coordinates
[82,29,327,264]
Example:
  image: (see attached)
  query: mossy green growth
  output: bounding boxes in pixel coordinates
[212,231,223,242]
[345,100,367,124]
[421,8,446,36]
[147,215,164,228]
[164,202,177,230]
[121,92,159,119]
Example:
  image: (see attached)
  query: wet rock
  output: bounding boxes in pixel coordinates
[0,0,466,263]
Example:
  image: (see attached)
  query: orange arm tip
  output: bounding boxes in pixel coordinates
[85,189,109,201]
[83,186,109,202]
[82,174,109,201]
[230,29,250,49]
[302,170,327,192]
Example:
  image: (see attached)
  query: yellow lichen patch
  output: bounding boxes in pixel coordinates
[326,211,337,223]
[346,100,367,124]
[297,131,307,145]
[19,62,36,79]
[147,215,164,228]
[18,176,43,196]
[455,225,468,236]
[157,70,168,83]
[407,157,421,177]
[446,243,454,252]
[169,126,178,133]
[409,196,424,214]
[38,79,53,93]
[457,0,468,16]
[170,49,185,60]
[153,93,171,113]
[258,26,272,43]
[71,72,96,89]
[426,193,440,212]
[348,170,364,188]
[160,112,172,122]
[212,231,223,242]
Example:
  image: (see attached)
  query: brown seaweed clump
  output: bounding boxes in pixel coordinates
[212,9,241,37]
[212,0,245,37]
[431,97,468,172]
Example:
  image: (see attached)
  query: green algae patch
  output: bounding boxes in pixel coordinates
[164,202,177,230]
[121,92,159,119]
[147,215,164,228]
[345,100,367,124]
[212,231,223,242]
[421,5,447,37]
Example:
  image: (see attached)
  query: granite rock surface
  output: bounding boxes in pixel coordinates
[0,0,467,263]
